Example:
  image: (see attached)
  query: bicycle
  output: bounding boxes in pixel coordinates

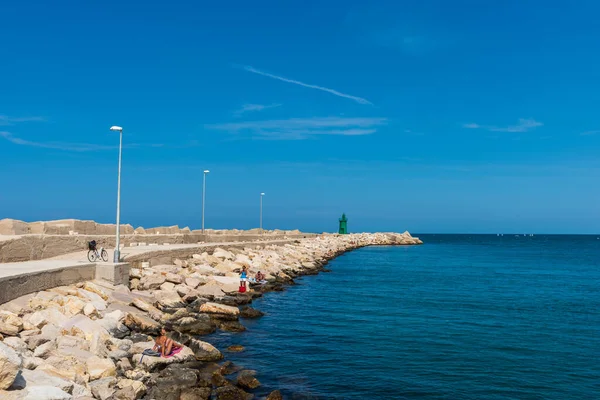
[88,240,108,262]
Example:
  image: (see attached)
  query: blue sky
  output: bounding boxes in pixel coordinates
[1,0,600,234]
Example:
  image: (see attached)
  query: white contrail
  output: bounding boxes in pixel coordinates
[244,66,372,105]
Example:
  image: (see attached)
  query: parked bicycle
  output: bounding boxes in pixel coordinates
[88,240,108,262]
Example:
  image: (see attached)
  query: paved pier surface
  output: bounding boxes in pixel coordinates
[0,238,301,304]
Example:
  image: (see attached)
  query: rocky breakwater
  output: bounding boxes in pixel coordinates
[0,232,421,399]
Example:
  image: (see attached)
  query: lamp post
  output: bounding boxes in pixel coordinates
[260,192,265,234]
[110,125,123,263]
[202,170,209,233]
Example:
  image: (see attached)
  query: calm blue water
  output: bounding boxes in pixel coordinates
[207,235,600,399]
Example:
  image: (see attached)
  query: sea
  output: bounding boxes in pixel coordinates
[207,235,600,399]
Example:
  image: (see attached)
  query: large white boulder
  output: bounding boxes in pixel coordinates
[22,385,72,400]
[0,342,22,389]
[86,356,116,381]
[12,369,74,394]
[131,346,195,371]
[27,308,68,329]
[200,302,239,316]
[212,248,235,260]
[153,290,184,308]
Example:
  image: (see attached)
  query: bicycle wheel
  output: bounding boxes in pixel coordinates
[101,249,109,262]
[87,250,97,262]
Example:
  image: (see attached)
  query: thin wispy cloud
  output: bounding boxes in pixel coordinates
[580,130,600,136]
[206,116,386,140]
[243,66,373,105]
[463,118,543,133]
[234,103,281,115]
[0,115,46,126]
[0,131,164,152]
[371,30,437,54]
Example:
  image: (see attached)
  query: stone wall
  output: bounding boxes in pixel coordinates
[0,218,303,236]
[0,263,97,304]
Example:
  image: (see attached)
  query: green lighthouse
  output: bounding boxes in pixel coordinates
[338,213,348,234]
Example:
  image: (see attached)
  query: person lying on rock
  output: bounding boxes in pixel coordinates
[153,326,183,357]
[255,271,266,282]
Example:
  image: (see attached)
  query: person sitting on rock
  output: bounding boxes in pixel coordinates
[255,271,265,282]
[153,326,182,357]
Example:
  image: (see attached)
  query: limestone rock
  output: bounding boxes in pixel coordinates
[22,356,43,370]
[193,264,220,275]
[0,341,22,389]
[36,357,86,383]
[239,307,264,319]
[266,390,283,400]
[15,369,74,394]
[213,248,235,260]
[0,322,19,336]
[171,316,216,336]
[175,284,191,297]
[236,370,260,389]
[139,275,166,290]
[3,337,28,354]
[129,278,140,291]
[129,268,142,279]
[165,273,183,284]
[27,308,68,329]
[214,384,252,400]
[33,340,55,359]
[61,314,108,340]
[83,282,109,300]
[83,303,97,317]
[116,358,133,373]
[131,298,153,313]
[21,385,72,400]
[160,282,176,291]
[199,302,239,316]
[26,335,49,351]
[185,277,202,289]
[227,345,244,352]
[0,311,23,331]
[72,382,93,398]
[88,376,116,400]
[97,311,130,339]
[180,387,211,400]
[115,378,146,399]
[76,289,106,311]
[154,290,184,308]
[86,356,117,381]
[63,296,86,316]
[218,321,246,332]
[132,346,195,371]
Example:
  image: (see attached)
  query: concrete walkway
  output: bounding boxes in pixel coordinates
[48,239,299,262]
[0,238,300,304]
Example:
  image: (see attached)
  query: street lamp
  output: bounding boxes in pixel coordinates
[260,192,265,234]
[202,170,210,233]
[110,125,123,263]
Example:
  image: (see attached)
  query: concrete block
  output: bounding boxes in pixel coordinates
[95,262,130,286]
